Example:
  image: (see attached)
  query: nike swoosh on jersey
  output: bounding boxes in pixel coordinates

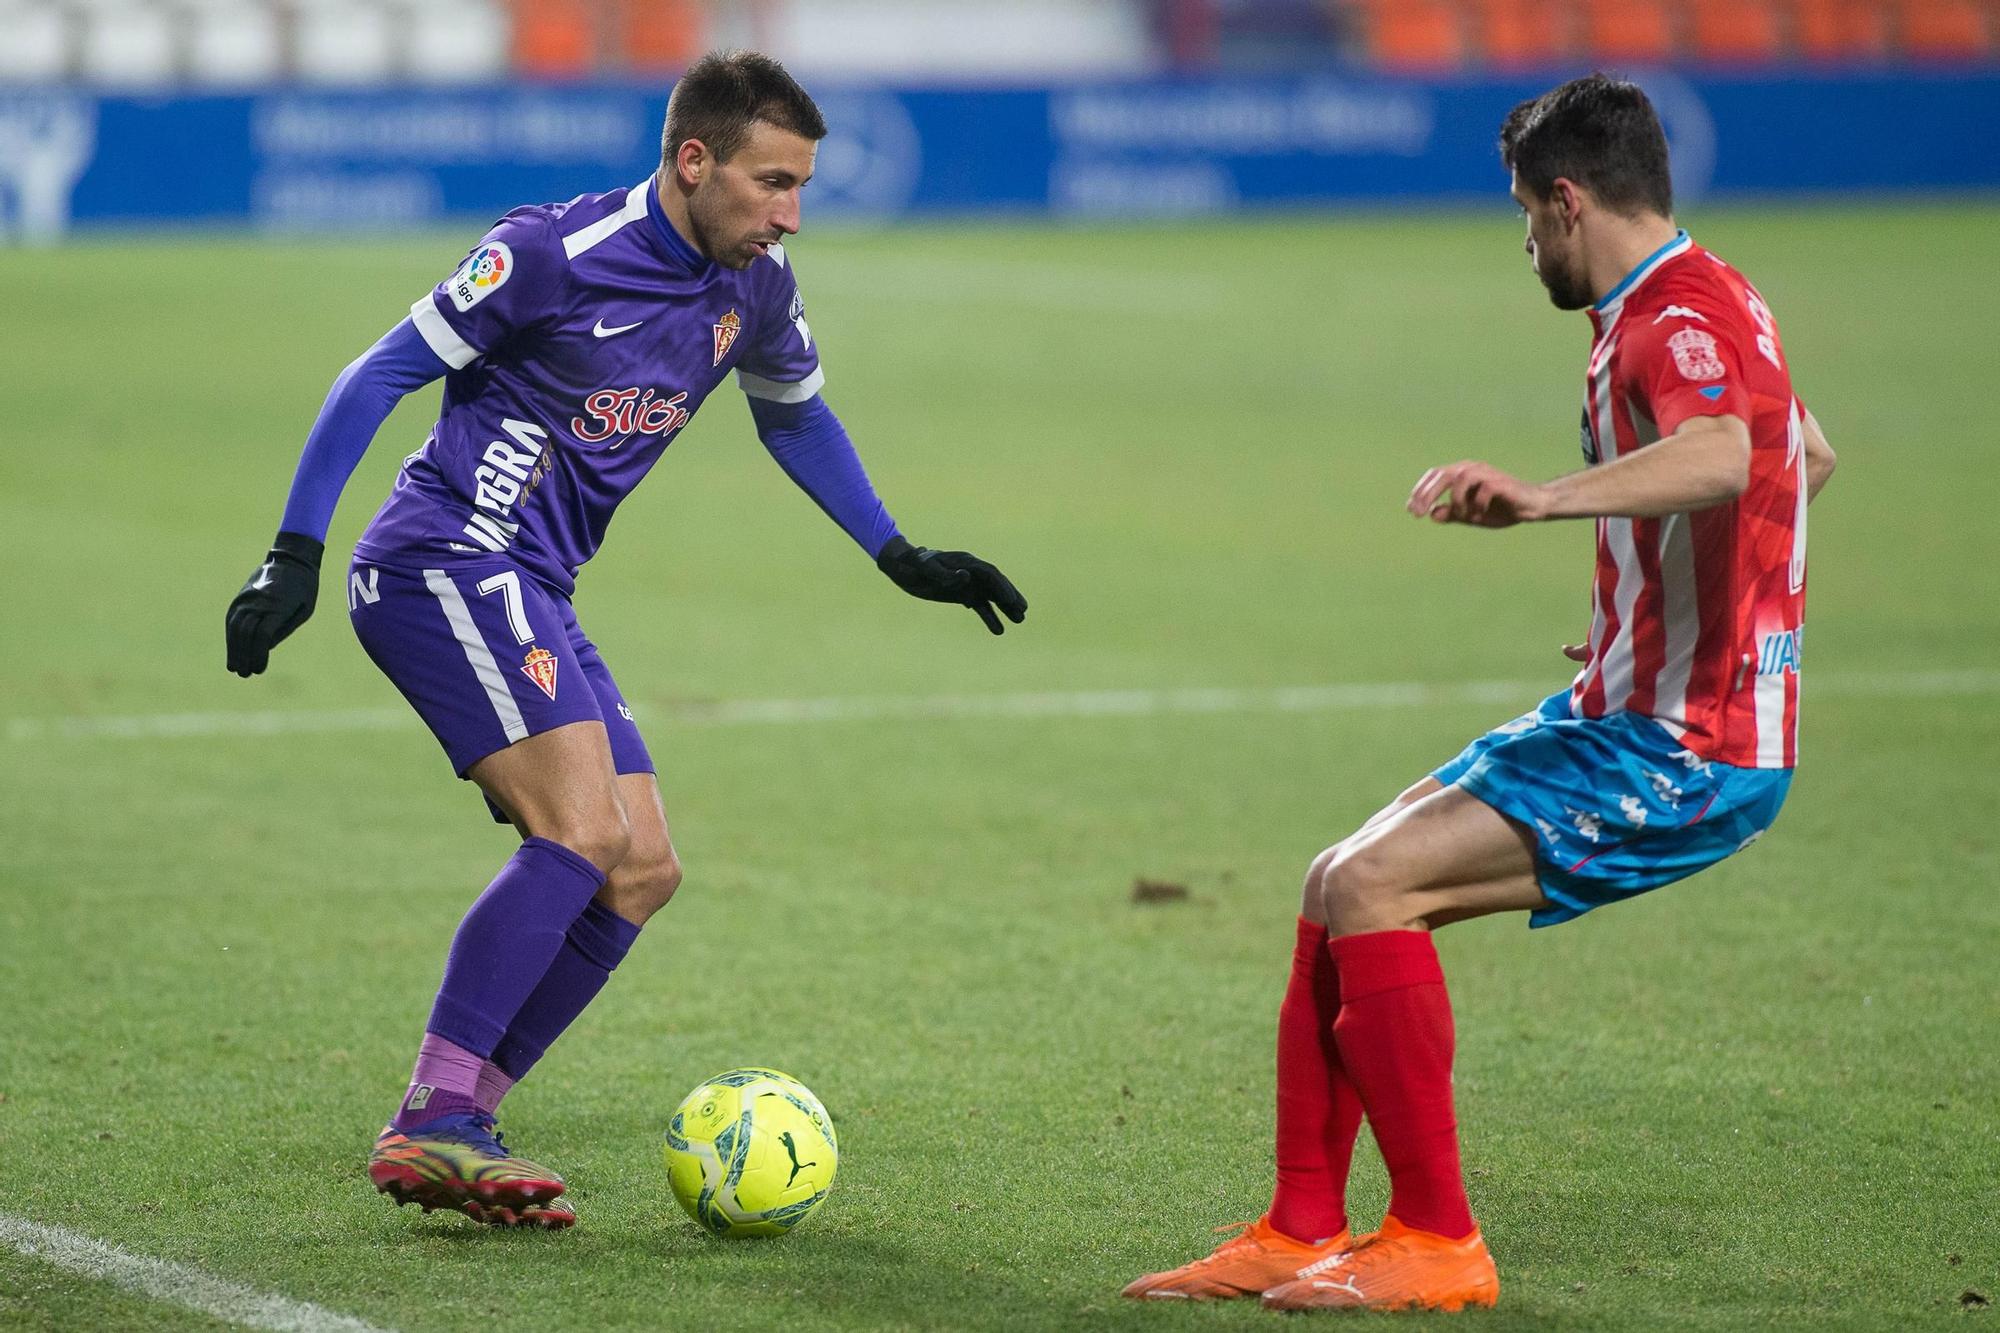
[593,319,643,338]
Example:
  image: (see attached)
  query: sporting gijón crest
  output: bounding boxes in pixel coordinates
[712,309,741,366]
[521,646,558,700]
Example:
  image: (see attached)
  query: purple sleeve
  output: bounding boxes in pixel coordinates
[276,319,448,541]
[407,210,567,369]
[736,247,825,405]
[749,395,900,557]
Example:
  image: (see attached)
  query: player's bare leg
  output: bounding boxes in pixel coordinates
[473,720,633,871]
[1307,783,1544,935]
[1256,786,1539,1311]
[594,773,684,927]
[459,771,680,1229]
[1122,779,1465,1301]
[473,771,681,1110]
[370,722,636,1227]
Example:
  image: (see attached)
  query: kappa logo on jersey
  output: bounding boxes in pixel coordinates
[1653,304,1710,325]
[1667,326,1726,381]
[712,309,741,366]
[447,242,513,312]
[571,387,692,445]
[521,647,559,700]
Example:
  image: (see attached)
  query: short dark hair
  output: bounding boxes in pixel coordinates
[662,50,827,166]
[1499,73,1673,218]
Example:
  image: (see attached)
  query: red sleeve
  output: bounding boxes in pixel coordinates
[1619,306,1753,439]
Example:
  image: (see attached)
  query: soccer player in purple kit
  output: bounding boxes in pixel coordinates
[223,51,1025,1230]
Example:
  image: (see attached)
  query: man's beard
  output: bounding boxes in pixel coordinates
[1539,257,1593,311]
[686,200,754,270]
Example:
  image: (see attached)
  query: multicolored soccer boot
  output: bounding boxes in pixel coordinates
[368,1113,568,1227]
[1121,1216,1354,1301]
[1259,1215,1499,1312]
[464,1194,577,1231]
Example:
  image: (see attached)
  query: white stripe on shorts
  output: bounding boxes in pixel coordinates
[423,568,528,744]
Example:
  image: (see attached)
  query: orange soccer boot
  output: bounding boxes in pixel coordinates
[1121,1216,1354,1301]
[1259,1214,1498,1312]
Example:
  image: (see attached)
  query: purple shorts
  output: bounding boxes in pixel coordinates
[347,557,653,783]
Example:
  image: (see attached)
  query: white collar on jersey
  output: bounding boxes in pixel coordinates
[1592,229,1693,323]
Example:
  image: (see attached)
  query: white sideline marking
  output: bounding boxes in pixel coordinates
[0,1213,392,1332]
[3,669,1996,744]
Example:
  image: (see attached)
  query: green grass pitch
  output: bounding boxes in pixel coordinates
[2,204,1996,1331]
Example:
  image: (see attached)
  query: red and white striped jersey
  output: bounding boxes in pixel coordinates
[1570,232,1808,769]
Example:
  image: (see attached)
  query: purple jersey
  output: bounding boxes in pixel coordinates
[353,176,823,595]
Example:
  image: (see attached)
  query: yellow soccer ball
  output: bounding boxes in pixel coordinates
[662,1067,838,1237]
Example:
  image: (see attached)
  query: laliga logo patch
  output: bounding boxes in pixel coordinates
[1667,326,1726,381]
[712,308,741,366]
[448,241,513,312]
[521,646,558,700]
[467,245,507,287]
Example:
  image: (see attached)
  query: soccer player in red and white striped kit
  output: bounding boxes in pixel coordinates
[1125,73,1837,1313]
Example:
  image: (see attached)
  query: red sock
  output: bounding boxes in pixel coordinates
[1269,917,1365,1243]
[1327,929,1475,1240]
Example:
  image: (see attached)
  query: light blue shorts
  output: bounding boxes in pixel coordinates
[1432,691,1792,928]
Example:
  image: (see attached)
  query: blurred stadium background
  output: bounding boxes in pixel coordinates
[1,0,1996,241]
[7,0,2000,84]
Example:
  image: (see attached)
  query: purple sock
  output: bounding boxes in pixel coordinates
[472,1061,517,1116]
[392,837,604,1130]
[397,1033,487,1124]
[489,899,643,1086]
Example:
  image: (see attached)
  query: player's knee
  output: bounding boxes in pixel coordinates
[1300,843,1345,922]
[1318,840,1406,927]
[606,844,682,923]
[544,808,632,876]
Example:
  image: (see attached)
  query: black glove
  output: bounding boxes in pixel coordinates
[876,536,1027,636]
[225,532,324,676]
